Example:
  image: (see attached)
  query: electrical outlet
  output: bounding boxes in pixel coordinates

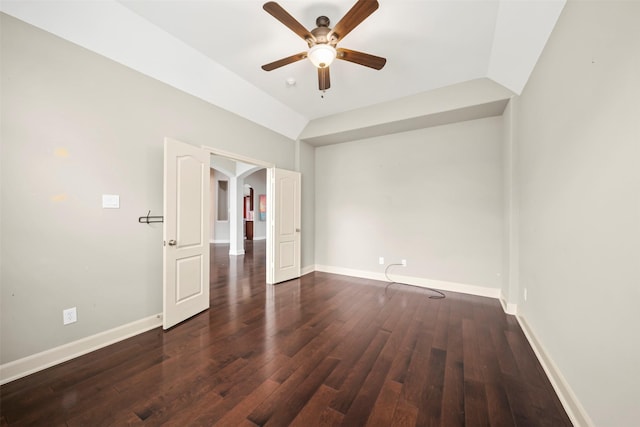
[379,256,384,265]
[524,288,528,301]
[63,307,77,325]
[401,259,407,267]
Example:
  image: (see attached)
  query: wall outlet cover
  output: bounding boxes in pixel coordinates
[63,307,77,325]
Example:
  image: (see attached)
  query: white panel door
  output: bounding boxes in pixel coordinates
[163,138,210,329]
[267,168,301,284]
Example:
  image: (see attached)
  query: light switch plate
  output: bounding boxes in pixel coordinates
[102,194,120,208]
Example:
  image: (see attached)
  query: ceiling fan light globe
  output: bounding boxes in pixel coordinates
[308,44,336,68]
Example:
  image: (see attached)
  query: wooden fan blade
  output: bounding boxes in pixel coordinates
[336,48,386,70]
[329,0,379,42]
[262,52,307,71]
[318,67,330,91]
[263,2,315,43]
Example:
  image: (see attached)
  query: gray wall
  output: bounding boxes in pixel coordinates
[315,117,504,289]
[514,1,640,425]
[297,140,315,270]
[0,14,296,363]
[501,98,519,308]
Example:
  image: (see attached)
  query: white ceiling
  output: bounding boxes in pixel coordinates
[1,0,565,141]
[118,0,498,119]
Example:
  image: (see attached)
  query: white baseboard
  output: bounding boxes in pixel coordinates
[0,313,162,385]
[301,265,315,276]
[253,236,266,241]
[313,265,501,299]
[211,239,230,244]
[499,291,518,315]
[516,315,594,427]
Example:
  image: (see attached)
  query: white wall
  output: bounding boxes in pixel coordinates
[315,117,504,291]
[0,14,296,364]
[515,1,640,425]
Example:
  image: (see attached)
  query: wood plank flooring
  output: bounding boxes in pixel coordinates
[0,240,572,426]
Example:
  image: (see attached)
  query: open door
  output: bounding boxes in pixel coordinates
[267,168,301,284]
[163,138,210,329]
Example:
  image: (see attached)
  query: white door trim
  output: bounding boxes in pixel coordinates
[201,145,275,169]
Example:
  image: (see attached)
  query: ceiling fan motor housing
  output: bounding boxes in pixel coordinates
[309,16,336,47]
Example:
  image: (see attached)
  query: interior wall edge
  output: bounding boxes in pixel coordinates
[301,265,315,276]
[499,291,517,315]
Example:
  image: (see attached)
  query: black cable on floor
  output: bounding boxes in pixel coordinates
[384,263,446,299]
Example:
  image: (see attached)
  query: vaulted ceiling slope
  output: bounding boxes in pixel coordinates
[0,1,565,141]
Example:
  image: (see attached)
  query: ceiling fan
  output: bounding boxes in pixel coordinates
[261,0,387,91]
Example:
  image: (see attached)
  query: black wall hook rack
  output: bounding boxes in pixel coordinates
[139,210,164,224]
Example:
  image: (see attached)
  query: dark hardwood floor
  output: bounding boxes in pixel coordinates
[0,240,571,426]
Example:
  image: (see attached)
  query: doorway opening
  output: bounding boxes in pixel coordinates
[209,156,268,286]
[162,138,301,328]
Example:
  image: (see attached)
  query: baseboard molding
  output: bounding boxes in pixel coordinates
[313,265,501,299]
[499,291,518,315]
[211,239,230,244]
[229,249,245,256]
[301,265,315,276]
[0,313,162,385]
[253,236,266,241]
[516,315,594,427]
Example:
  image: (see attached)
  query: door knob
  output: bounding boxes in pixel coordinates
[168,240,177,246]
